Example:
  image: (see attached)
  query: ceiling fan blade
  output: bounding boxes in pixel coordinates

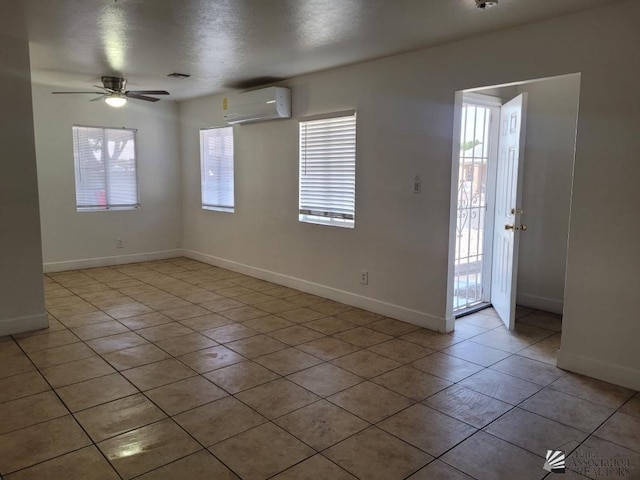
[126,90,170,95]
[125,93,161,102]
[93,85,114,92]
[52,91,103,94]
[90,95,107,102]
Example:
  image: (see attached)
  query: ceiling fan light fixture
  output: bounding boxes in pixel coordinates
[475,0,498,8]
[105,94,127,108]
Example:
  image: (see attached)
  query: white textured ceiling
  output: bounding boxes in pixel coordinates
[0,0,626,100]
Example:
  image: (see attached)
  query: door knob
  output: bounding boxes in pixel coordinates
[505,224,515,230]
[505,224,527,231]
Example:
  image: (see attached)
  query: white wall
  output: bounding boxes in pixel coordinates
[516,76,580,313]
[0,35,47,335]
[32,86,183,271]
[179,0,640,389]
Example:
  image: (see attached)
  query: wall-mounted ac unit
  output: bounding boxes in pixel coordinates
[223,87,291,125]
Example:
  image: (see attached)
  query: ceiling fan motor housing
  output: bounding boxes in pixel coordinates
[102,76,126,91]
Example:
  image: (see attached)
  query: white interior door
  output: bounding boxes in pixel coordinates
[491,93,527,329]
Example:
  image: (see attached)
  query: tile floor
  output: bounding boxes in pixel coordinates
[0,257,638,479]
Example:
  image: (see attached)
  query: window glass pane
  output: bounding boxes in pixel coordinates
[72,126,138,211]
[299,114,356,228]
[201,127,234,212]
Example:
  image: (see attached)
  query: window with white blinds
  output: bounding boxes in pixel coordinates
[72,126,139,211]
[299,113,356,228]
[200,127,234,213]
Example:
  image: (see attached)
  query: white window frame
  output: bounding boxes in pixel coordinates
[298,111,356,228]
[72,125,139,212]
[200,126,235,213]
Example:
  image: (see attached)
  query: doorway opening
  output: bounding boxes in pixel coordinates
[446,73,581,331]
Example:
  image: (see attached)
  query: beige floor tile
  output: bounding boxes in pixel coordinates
[86,331,149,354]
[252,299,299,314]
[368,318,422,336]
[102,344,171,371]
[183,291,225,304]
[278,307,326,323]
[517,334,561,365]
[328,381,413,423]
[519,388,615,433]
[287,293,325,307]
[57,311,114,328]
[275,400,369,450]
[155,332,218,356]
[400,329,459,350]
[144,297,193,311]
[297,337,360,361]
[210,422,314,480]
[458,368,542,405]
[468,329,535,353]
[202,323,259,343]
[41,356,116,388]
[234,292,276,305]
[225,334,288,358]
[56,372,139,412]
[105,302,154,320]
[200,298,245,313]
[179,313,233,331]
[221,306,270,322]
[16,330,80,353]
[70,320,130,340]
[518,312,563,332]
[305,316,355,335]
[594,411,640,453]
[620,393,640,418]
[162,304,210,321]
[74,393,166,441]
[456,312,504,329]
[267,325,325,346]
[254,347,323,376]
[567,436,640,479]
[204,361,280,394]
[334,327,393,348]
[549,373,635,409]
[235,378,320,419]
[0,351,35,379]
[118,312,173,330]
[331,350,401,379]
[136,323,193,342]
[122,358,197,391]
[242,315,295,332]
[178,345,246,373]
[372,366,452,401]
[4,445,119,480]
[407,460,474,479]
[0,416,91,474]
[379,403,476,456]
[441,431,546,480]
[324,427,431,480]
[145,375,228,415]
[215,285,255,297]
[485,407,587,456]
[136,450,239,480]
[308,300,353,316]
[489,355,566,386]
[261,285,301,298]
[0,391,69,434]
[97,418,201,479]
[271,454,357,480]
[368,339,432,364]
[336,309,384,326]
[441,340,511,367]
[0,371,50,403]
[47,302,98,319]
[174,395,266,446]
[423,385,512,428]
[27,341,96,369]
[287,363,363,397]
[411,352,484,382]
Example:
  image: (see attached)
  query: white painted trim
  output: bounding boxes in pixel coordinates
[0,312,48,336]
[516,292,564,315]
[43,249,184,273]
[557,349,640,391]
[184,249,446,332]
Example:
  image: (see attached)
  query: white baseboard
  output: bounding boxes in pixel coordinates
[43,249,184,273]
[516,292,564,315]
[557,349,640,391]
[184,249,446,332]
[0,312,48,336]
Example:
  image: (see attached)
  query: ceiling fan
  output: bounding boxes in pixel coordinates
[52,76,170,107]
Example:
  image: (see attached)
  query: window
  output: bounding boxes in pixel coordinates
[299,112,356,228]
[72,126,139,211]
[200,127,234,212]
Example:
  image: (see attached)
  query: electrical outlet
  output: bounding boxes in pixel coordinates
[116,238,124,249]
[360,270,368,285]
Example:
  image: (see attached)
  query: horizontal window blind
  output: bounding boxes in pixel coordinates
[72,126,138,211]
[200,127,234,212]
[299,113,356,228]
